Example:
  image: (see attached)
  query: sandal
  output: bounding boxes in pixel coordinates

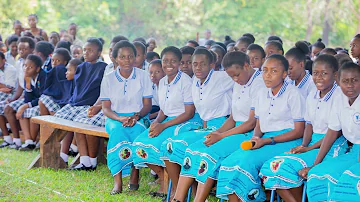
[128,184,139,191]
[110,190,122,195]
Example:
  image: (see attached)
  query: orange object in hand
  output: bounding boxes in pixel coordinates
[241,141,255,150]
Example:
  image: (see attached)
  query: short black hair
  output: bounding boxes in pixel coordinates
[18,36,35,49]
[209,50,217,64]
[134,41,146,55]
[133,37,147,46]
[267,35,283,44]
[226,43,235,49]
[236,36,253,47]
[242,33,255,43]
[111,35,129,44]
[53,48,72,65]
[222,51,250,69]
[161,46,182,61]
[149,59,162,66]
[26,54,43,68]
[112,40,137,59]
[215,42,227,52]
[180,46,195,55]
[265,40,284,55]
[211,44,226,57]
[7,35,19,45]
[320,48,337,56]
[285,41,310,63]
[50,31,60,38]
[339,62,360,79]
[55,40,71,52]
[247,44,266,58]
[335,54,352,69]
[0,52,5,60]
[146,51,160,61]
[68,58,82,68]
[86,37,103,52]
[224,35,235,47]
[205,40,216,47]
[267,54,289,71]
[35,41,54,57]
[312,38,326,49]
[313,54,339,72]
[187,40,199,47]
[193,47,213,64]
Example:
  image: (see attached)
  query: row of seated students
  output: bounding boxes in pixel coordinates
[0,30,360,202]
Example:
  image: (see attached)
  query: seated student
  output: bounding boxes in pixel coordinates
[133,47,202,196]
[0,36,35,149]
[5,35,18,66]
[286,41,316,98]
[134,41,149,71]
[350,34,360,64]
[259,55,347,202]
[246,44,266,70]
[100,40,153,195]
[148,59,165,120]
[186,40,199,48]
[146,51,160,63]
[300,62,360,202]
[310,38,326,60]
[179,46,195,78]
[13,55,46,151]
[159,48,233,200]
[0,52,17,100]
[216,54,305,202]
[146,38,157,52]
[234,36,253,53]
[264,40,284,58]
[54,38,107,171]
[210,45,226,71]
[174,51,264,202]
[71,45,83,60]
[49,31,60,47]
[34,41,53,73]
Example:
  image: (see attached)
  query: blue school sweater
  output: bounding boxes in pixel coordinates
[24,69,47,107]
[69,62,107,106]
[42,56,52,73]
[43,64,74,107]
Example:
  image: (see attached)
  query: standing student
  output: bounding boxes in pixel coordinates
[216,54,305,202]
[259,55,347,202]
[300,62,360,202]
[68,23,83,47]
[100,40,152,194]
[310,38,325,61]
[133,41,149,71]
[13,20,24,37]
[350,34,360,64]
[27,14,48,41]
[146,38,157,52]
[180,46,195,78]
[234,36,253,53]
[286,41,316,98]
[5,35,18,66]
[264,40,284,58]
[246,44,266,70]
[34,41,53,72]
[175,51,264,202]
[210,45,226,71]
[133,46,201,196]
[148,59,165,120]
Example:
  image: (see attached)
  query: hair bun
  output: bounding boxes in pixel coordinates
[225,35,231,41]
[295,41,310,55]
[317,38,322,42]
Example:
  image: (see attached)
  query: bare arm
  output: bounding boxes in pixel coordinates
[221,110,257,138]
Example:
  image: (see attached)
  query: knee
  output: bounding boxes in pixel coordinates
[38,100,45,109]
[4,106,13,116]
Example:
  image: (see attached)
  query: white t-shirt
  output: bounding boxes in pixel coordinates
[0,63,17,88]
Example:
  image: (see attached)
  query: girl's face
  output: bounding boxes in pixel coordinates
[286,55,305,81]
[246,49,264,69]
[9,42,18,56]
[312,62,336,93]
[339,69,360,100]
[83,42,100,63]
[192,54,211,81]
[14,24,23,36]
[350,37,360,60]
[235,41,248,52]
[262,58,287,89]
[135,46,146,68]
[109,43,116,64]
[149,63,165,85]
[28,16,37,28]
[180,54,193,77]
[116,47,135,72]
[265,44,282,58]
[51,53,67,67]
[162,52,180,77]
[311,47,322,60]
[24,59,40,77]
[225,64,252,85]
[72,47,83,59]
[18,42,33,59]
[65,64,76,80]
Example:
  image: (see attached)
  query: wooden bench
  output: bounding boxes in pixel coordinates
[29,115,108,170]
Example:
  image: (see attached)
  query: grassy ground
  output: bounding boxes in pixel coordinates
[0,143,221,202]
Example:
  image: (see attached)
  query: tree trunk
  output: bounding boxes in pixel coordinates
[305,0,313,41]
[322,0,331,45]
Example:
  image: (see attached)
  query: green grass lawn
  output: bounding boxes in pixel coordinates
[0,144,221,202]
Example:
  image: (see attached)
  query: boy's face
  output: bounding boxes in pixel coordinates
[83,42,100,63]
[9,42,18,56]
[49,33,60,47]
[192,54,211,80]
[66,64,76,80]
[180,54,193,77]
[134,46,146,68]
[246,49,264,69]
[24,59,39,77]
[339,69,360,100]
[18,42,33,59]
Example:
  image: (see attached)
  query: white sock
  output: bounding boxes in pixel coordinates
[60,152,68,163]
[3,136,13,144]
[70,144,78,152]
[13,138,22,146]
[90,157,97,168]
[25,139,34,145]
[151,170,156,176]
[79,156,91,167]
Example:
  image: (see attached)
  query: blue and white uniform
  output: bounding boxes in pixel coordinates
[288,70,315,99]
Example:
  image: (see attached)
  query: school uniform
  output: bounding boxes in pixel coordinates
[133,71,202,168]
[307,92,360,202]
[180,70,264,184]
[100,67,152,177]
[259,84,348,191]
[42,56,52,73]
[54,62,107,124]
[142,61,150,72]
[5,58,26,113]
[150,83,160,115]
[5,51,16,66]
[216,81,305,201]
[39,64,74,113]
[161,69,234,168]
[0,63,17,100]
[288,70,315,99]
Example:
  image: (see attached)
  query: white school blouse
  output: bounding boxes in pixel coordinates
[255,81,305,133]
[289,70,315,99]
[192,69,234,121]
[0,63,17,88]
[328,91,360,144]
[5,51,16,67]
[232,70,265,122]
[304,84,342,135]
[158,71,193,117]
[15,58,25,89]
[100,67,153,113]
[152,83,159,106]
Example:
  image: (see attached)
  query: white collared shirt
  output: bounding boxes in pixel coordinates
[158,71,193,117]
[0,63,17,88]
[255,81,305,133]
[152,83,159,106]
[328,91,360,144]
[142,61,150,72]
[5,51,16,66]
[16,58,25,89]
[104,63,115,76]
[289,70,315,99]
[232,70,265,122]
[305,84,341,134]
[192,69,234,121]
[100,67,153,113]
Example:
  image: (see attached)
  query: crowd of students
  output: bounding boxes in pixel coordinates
[0,14,360,202]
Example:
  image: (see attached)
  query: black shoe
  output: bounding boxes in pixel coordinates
[67,164,96,171]
[8,144,21,150]
[0,141,13,148]
[68,147,79,157]
[19,144,36,151]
